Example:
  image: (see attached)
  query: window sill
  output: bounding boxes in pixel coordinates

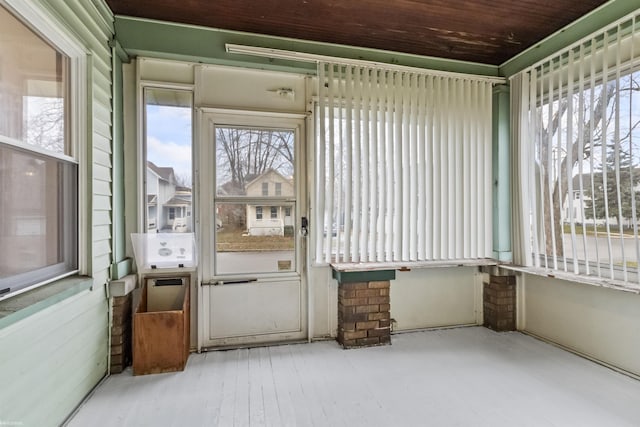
[330,258,498,272]
[0,276,95,330]
[501,264,640,295]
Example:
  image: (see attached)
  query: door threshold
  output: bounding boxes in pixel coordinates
[200,338,309,352]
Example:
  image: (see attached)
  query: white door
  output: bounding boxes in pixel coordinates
[199,111,307,348]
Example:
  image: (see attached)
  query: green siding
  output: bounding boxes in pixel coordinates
[0,0,115,426]
[0,286,108,427]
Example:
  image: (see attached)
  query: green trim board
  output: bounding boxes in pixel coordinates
[113,16,501,77]
[500,0,640,77]
[110,42,131,280]
[0,276,95,329]
[492,85,512,262]
[332,268,396,284]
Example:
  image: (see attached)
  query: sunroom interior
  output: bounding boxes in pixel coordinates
[2,0,640,426]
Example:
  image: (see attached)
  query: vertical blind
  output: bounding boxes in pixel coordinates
[513,10,640,287]
[314,62,494,264]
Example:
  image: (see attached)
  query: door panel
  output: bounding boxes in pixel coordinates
[209,280,301,340]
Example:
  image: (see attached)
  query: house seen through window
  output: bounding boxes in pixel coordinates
[144,88,193,234]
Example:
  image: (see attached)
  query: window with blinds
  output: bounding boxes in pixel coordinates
[513,11,640,288]
[314,62,495,264]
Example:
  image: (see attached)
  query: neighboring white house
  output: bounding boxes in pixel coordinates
[245,169,294,236]
[564,172,640,227]
[146,161,191,232]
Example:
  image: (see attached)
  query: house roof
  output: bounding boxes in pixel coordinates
[147,161,175,183]
[245,169,293,190]
[105,0,607,65]
[164,196,191,207]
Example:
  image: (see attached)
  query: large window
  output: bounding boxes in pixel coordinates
[0,5,79,297]
[514,11,640,288]
[315,62,495,264]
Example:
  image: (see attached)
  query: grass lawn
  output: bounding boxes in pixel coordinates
[563,223,638,236]
[216,228,294,252]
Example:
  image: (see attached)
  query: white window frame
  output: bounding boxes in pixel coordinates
[140,85,195,235]
[0,0,88,300]
[513,10,640,290]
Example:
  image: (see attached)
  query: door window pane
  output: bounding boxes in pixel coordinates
[215,127,294,197]
[215,203,295,275]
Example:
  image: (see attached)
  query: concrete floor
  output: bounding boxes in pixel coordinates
[67,327,640,427]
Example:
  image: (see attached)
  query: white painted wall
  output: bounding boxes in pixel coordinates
[391,267,481,331]
[521,273,640,377]
[197,64,307,112]
[308,266,481,338]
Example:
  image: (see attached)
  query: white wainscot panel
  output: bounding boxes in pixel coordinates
[209,280,301,339]
[391,267,478,331]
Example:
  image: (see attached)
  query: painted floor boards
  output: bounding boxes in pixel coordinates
[67,327,640,427]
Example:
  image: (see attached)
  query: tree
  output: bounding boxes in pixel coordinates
[584,146,640,224]
[534,68,640,256]
[216,127,294,193]
[537,81,616,255]
[25,96,64,152]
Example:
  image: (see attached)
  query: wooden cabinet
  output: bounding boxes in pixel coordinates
[133,276,190,375]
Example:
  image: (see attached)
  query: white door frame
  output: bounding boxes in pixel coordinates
[197,108,309,349]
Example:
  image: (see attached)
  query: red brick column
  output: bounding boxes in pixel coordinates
[483,274,516,331]
[111,294,132,373]
[337,281,391,348]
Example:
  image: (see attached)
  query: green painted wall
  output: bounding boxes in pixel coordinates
[0,0,115,425]
[0,279,106,427]
[492,85,512,262]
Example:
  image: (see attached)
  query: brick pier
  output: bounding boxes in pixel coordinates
[332,268,396,349]
[111,294,132,373]
[109,274,136,373]
[483,274,516,331]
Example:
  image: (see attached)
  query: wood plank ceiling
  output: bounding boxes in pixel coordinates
[105,0,608,65]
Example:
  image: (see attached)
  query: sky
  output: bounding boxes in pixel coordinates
[146,105,192,186]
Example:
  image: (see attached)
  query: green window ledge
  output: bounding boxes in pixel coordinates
[0,276,95,330]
